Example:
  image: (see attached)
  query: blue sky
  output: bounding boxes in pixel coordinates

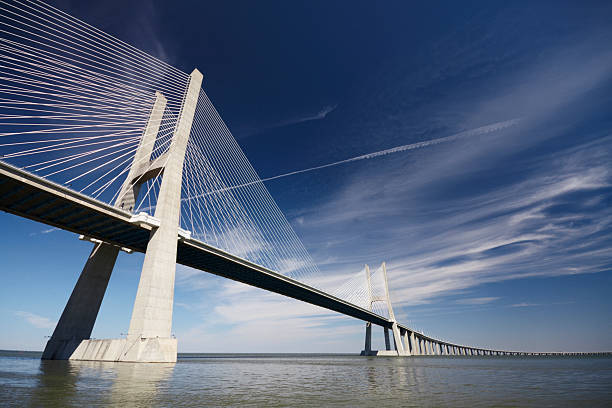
[1,0,611,352]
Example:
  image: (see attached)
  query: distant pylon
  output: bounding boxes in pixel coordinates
[361,261,407,356]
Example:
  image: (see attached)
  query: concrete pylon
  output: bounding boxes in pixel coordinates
[360,265,374,356]
[384,328,391,351]
[44,70,203,363]
[401,329,411,356]
[42,92,168,361]
[380,262,406,355]
[116,91,168,212]
[126,69,202,343]
[360,262,408,356]
[364,322,372,353]
[410,332,419,355]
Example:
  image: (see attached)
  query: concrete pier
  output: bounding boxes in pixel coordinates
[384,328,391,351]
[41,243,119,360]
[42,70,202,363]
[364,322,372,353]
[42,92,168,361]
[410,332,419,355]
[401,329,411,356]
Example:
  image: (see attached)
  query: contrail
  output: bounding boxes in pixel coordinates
[185,118,521,199]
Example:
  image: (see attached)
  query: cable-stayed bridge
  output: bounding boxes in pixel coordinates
[0,0,583,362]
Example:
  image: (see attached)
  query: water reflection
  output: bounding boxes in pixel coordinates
[107,361,175,406]
[29,359,175,407]
[30,360,80,407]
[364,357,426,397]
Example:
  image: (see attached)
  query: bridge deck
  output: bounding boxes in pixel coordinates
[2,160,569,355]
[0,161,389,328]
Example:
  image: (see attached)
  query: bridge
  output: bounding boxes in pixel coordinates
[0,0,578,362]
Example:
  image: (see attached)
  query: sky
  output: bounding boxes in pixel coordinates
[1,0,611,353]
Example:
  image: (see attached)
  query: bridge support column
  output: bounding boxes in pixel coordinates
[46,70,203,363]
[121,69,202,362]
[41,243,119,360]
[391,322,406,355]
[42,90,168,361]
[384,328,391,351]
[401,329,411,356]
[410,332,419,355]
[363,322,372,354]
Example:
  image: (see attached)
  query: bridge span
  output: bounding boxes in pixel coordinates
[1,159,561,360]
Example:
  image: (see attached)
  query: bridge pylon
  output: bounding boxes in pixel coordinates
[360,262,408,356]
[42,69,203,363]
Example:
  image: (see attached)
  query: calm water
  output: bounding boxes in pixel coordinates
[0,351,611,407]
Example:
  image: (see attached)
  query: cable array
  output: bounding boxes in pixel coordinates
[0,0,395,318]
[0,0,189,204]
[330,264,391,318]
[369,264,391,318]
[179,89,324,286]
[331,266,371,310]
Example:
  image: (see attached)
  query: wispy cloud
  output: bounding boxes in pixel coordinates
[456,297,500,305]
[15,311,55,329]
[290,40,612,314]
[237,105,338,138]
[511,302,539,308]
[173,269,364,352]
[29,227,58,236]
[272,105,337,129]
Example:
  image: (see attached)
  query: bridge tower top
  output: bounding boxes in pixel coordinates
[367,262,397,322]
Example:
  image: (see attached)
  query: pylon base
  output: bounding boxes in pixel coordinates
[68,337,177,363]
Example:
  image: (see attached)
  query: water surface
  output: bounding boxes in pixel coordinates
[1,351,611,407]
